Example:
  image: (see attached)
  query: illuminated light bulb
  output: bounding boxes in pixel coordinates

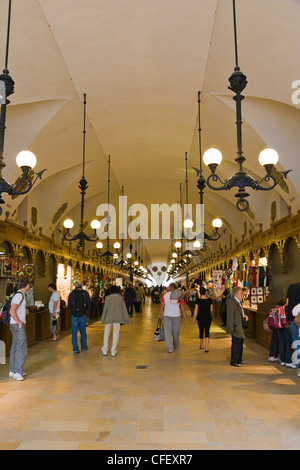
[113,242,121,249]
[91,219,101,230]
[212,218,222,229]
[183,218,193,228]
[16,150,37,169]
[63,219,74,229]
[203,148,222,166]
[96,241,103,249]
[258,148,279,166]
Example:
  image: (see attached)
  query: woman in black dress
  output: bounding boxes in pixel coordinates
[193,287,213,352]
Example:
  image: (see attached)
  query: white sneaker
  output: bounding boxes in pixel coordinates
[281,362,286,366]
[13,373,24,381]
[286,363,297,369]
[111,352,117,357]
[268,356,279,362]
[297,370,300,377]
[9,371,14,378]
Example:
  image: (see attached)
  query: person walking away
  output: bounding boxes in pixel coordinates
[124,284,136,316]
[48,283,61,341]
[134,283,144,313]
[68,282,91,355]
[158,283,187,353]
[9,278,31,381]
[193,287,213,352]
[101,285,130,357]
[226,287,249,367]
[187,284,199,317]
[220,283,231,326]
[91,285,100,319]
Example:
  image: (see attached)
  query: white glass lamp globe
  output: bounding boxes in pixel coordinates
[126,253,132,259]
[194,240,201,248]
[171,259,175,264]
[113,253,118,259]
[16,150,37,169]
[203,148,223,166]
[96,241,103,249]
[63,219,74,229]
[172,252,178,258]
[258,148,279,166]
[134,260,139,266]
[90,219,101,230]
[113,242,121,249]
[174,241,182,249]
[212,218,223,229]
[183,218,193,228]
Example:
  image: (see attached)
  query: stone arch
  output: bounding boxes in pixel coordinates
[269,243,285,304]
[47,254,57,285]
[0,240,14,257]
[20,245,32,265]
[284,237,300,286]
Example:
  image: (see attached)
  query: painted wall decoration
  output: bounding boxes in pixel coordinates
[52,203,68,225]
[31,207,38,227]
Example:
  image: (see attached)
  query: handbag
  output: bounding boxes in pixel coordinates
[263,318,271,332]
[154,318,165,341]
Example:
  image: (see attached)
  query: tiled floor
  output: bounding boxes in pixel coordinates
[1,299,300,450]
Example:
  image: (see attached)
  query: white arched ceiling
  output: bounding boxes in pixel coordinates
[0,0,299,266]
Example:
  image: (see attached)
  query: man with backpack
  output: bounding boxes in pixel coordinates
[68,281,91,355]
[9,278,31,381]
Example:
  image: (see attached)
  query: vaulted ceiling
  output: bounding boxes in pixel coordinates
[1,0,299,268]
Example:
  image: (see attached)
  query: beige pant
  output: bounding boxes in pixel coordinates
[163,316,181,352]
[102,323,120,355]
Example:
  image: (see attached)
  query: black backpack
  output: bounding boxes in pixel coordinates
[0,291,24,325]
[70,289,88,317]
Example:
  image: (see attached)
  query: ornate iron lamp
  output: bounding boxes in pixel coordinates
[63,94,100,250]
[100,155,114,263]
[193,91,227,252]
[0,0,46,216]
[197,0,291,212]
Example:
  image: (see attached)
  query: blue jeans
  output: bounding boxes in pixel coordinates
[9,324,28,374]
[291,321,300,369]
[126,300,134,316]
[71,315,87,353]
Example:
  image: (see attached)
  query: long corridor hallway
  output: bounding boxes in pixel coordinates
[0,299,300,451]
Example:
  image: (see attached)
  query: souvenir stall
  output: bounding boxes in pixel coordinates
[247,251,269,309]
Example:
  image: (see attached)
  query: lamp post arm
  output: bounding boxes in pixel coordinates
[254,170,292,192]
[10,169,47,197]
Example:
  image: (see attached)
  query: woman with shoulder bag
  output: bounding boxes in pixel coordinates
[101,285,130,357]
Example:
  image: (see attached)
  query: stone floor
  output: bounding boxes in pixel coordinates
[0,299,300,450]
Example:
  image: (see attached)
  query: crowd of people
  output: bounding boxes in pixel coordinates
[5,276,300,381]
